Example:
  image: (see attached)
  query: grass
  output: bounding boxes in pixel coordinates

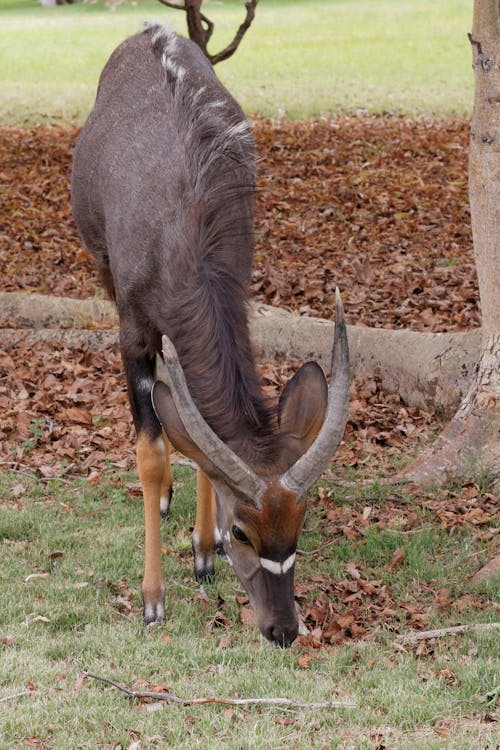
[0,469,498,748]
[0,0,474,124]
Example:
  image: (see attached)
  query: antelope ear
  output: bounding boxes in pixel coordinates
[151,381,216,478]
[278,362,328,458]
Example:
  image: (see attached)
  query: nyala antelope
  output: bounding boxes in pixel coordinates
[72,24,349,646]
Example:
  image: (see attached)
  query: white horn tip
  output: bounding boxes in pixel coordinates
[335,287,345,319]
[161,333,178,363]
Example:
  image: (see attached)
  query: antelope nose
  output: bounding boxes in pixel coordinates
[263,622,298,648]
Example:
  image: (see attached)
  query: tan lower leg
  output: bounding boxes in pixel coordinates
[160,433,173,517]
[192,470,217,580]
[137,433,166,623]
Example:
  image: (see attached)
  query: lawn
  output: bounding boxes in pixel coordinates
[0,469,498,748]
[1,0,473,123]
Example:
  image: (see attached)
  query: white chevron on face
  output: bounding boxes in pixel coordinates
[260,552,296,576]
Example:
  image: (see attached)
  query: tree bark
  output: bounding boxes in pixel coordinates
[400,0,500,486]
[0,291,480,416]
[185,0,210,55]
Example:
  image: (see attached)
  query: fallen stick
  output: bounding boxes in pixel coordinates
[0,691,33,704]
[83,671,356,709]
[397,622,500,644]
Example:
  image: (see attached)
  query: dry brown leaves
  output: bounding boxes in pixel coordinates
[253,115,478,331]
[292,487,498,649]
[2,118,458,474]
[0,332,134,478]
[260,361,435,477]
[1,119,494,651]
[0,335,436,479]
[1,116,478,331]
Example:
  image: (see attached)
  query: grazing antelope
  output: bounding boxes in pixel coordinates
[71,24,349,646]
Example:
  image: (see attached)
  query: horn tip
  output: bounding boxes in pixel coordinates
[335,287,345,320]
[161,333,178,362]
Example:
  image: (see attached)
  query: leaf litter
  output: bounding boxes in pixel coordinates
[1,118,497,652]
[1,116,478,330]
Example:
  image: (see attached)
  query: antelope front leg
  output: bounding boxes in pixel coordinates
[121,343,168,625]
[192,469,217,581]
[137,433,166,624]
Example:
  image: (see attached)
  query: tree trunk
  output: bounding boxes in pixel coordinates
[400,0,500,486]
[0,291,480,416]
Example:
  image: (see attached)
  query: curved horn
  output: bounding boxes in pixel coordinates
[152,334,266,508]
[280,288,350,499]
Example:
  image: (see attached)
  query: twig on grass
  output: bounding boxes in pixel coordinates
[397,622,500,644]
[0,460,78,484]
[0,691,33,704]
[297,538,339,556]
[83,671,356,709]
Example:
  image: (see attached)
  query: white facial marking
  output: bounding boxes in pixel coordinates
[260,558,282,576]
[224,531,231,545]
[282,553,296,574]
[215,527,222,544]
[260,553,296,576]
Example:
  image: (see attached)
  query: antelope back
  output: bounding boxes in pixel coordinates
[72,24,256,342]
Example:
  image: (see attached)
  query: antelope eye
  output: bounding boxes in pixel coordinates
[232,525,250,545]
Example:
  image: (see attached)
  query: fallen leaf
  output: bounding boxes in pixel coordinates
[390,548,406,569]
[240,607,255,627]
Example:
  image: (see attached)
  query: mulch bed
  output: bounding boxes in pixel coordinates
[1,116,478,331]
[1,115,479,480]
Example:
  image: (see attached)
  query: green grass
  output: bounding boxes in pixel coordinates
[0,0,474,124]
[0,470,498,748]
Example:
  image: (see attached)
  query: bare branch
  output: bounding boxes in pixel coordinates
[397,622,500,644]
[156,0,258,64]
[156,0,185,10]
[210,0,259,64]
[156,0,214,51]
[0,691,33,704]
[83,671,356,709]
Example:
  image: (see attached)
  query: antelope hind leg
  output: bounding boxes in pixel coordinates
[159,432,173,519]
[192,469,217,581]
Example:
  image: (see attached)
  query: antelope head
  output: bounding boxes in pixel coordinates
[152,290,349,646]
